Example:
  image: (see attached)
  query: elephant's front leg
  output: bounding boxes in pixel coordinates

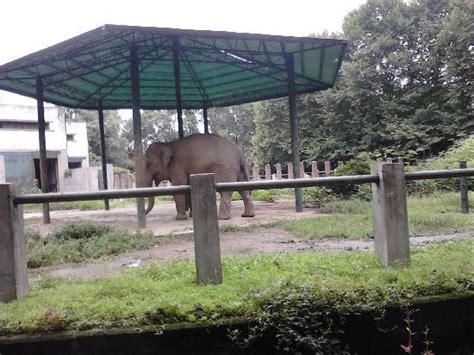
[174,194,188,220]
[219,191,232,220]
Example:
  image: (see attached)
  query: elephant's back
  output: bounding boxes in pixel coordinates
[172,134,244,177]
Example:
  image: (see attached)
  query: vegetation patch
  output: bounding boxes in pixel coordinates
[0,240,472,338]
[281,192,473,239]
[27,223,159,268]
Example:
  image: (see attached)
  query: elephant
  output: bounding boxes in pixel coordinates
[143,134,255,220]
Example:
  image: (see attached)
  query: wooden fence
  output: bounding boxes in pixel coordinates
[1,163,472,302]
[251,160,344,180]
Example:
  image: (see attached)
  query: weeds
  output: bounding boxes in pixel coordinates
[26,223,158,267]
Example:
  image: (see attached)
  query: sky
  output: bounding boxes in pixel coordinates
[0,0,366,105]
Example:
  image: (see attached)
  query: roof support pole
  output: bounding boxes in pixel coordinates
[284,53,303,212]
[98,100,110,211]
[36,77,50,223]
[130,45,146,228]
[203,101,209,134]
[172,37,184,139]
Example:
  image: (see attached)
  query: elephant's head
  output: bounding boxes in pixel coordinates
[144,143,172,214]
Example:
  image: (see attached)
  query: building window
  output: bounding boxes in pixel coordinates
[0,120,50,130]
[67,134,76,141]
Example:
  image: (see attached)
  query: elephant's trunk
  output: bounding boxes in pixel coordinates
[145,177,156,215]
[145,196,155,215]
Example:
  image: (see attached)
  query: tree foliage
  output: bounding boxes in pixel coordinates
[252,0,473,164]
[73,110,132,169]
[210,104,256,157]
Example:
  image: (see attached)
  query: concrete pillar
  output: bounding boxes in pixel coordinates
[190,174,222,284]
[252,166,260,181]
[287,162,294,179]
[0,184,29,302]
[311,161,319,178]
[299,162,305,178]
[265,164,271,180]
[275,163,282,179]
[371,163,410,267]
[324,161,331,176]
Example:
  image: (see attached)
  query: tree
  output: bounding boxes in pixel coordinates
[73,109,132,169]
[122,110,177,149]
[209,104,256,157]
[251,0,473,163]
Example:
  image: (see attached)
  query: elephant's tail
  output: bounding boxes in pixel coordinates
[238,155,250,182]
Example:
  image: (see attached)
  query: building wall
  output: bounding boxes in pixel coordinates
[0,155,6,183]
[66,121,89,167]
[0,104,67,152]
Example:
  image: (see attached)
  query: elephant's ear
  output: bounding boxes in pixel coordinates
[161,145,172,169]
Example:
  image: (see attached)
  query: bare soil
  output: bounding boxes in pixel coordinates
[24,200,471,280]
[24,199,320,236]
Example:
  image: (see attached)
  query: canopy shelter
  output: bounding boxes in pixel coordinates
[0,25,348,226]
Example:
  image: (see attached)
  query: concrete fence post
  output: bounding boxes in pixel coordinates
[371,163,410,267]
[287,162,294,179]
[275,163,282,179]
[0,184,29,302]
[252,166,260,181]
[311,161,319,178]
[324,161,331,176]
[299,162,305,178]
[460,161,469,214]
[265,164,272,180]
[190,174,223,284]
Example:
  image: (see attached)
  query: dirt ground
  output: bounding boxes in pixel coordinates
[24,200,471,280]
[24,199,320,236]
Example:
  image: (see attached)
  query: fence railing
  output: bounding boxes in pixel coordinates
[1,163,472,302]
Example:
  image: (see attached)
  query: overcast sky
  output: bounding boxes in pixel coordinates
[0,0,366,104]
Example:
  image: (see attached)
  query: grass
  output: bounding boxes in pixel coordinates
[279,192,474,239]
[27,224,160,268]
[0,240,472,336]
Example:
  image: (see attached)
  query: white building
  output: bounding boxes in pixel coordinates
[0,94,90,192]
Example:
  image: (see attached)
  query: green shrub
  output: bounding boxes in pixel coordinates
[252,190,273,202]
[78,200,105,211]
[333,153,374,198]
[232,190,274,202]
[51,223,114,240]
[419,137,474,192]
[303,187,335,208]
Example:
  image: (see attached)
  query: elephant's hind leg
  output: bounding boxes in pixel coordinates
[240,190,255,217]
[219,191,232,220]
[174,194,188,220]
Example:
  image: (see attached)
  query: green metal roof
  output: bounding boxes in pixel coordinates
[0,25,348,110]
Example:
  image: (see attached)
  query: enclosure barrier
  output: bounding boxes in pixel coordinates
[1,164,472,302]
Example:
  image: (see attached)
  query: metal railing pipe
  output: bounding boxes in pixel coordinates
[216,174,379,192]
[14,185,191,205]
[404,168,474,181]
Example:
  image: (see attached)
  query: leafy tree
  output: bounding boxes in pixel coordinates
[73,110,132,169]
[209,104,256,156]
[251,0,473,163]
[122,110,177,149]
[183,110,200,136]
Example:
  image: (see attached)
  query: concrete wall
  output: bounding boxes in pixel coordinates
[0,150,64,192]
[66,122,89,167]
[0,155,5,183]
[0,104,67,152]
[63,166,101,193]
